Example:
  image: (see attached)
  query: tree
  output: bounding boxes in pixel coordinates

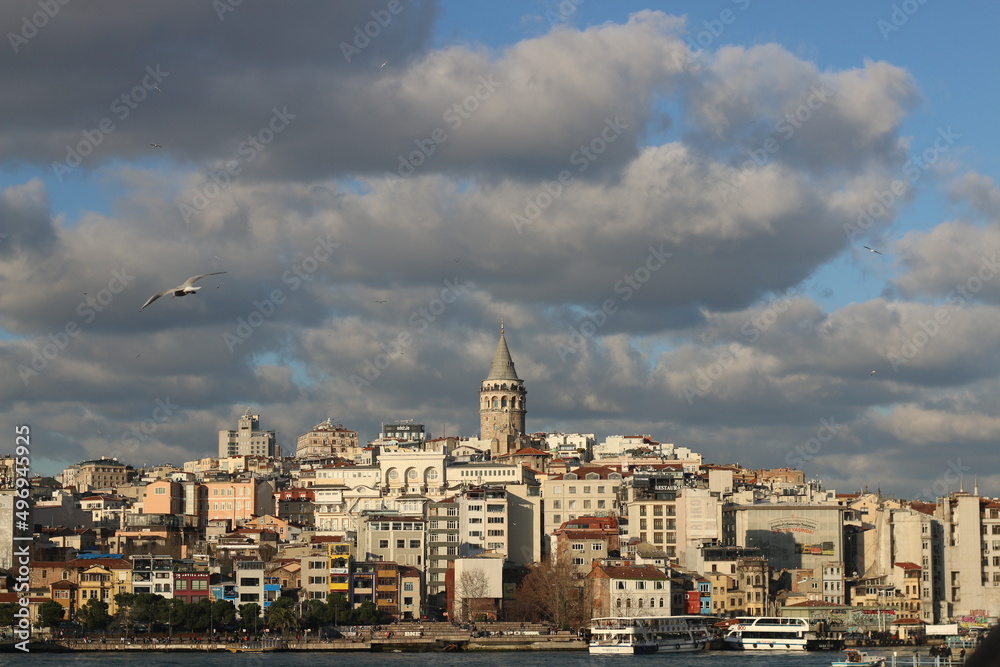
[113,592,135,633]
[455,568,490,622]
[0,602,17,636]
[266,598,298,632]
[301,599,329,629]
[38,600,65,630]
[513,556,587,629]
[212,599,237,629]
[132,593,166,627]
[353,601,382,625]
[326,593,351,626]
[76,599,112,632]
[239,603,261,632]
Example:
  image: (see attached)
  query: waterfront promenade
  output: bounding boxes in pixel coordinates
[40,621,588,652]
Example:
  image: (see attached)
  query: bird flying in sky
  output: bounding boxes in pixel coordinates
[863,246,882,255]
[140,272,226,310]
[150,143,162,148]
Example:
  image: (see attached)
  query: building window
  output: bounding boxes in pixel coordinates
[571,543,584,551]
[379,540,389,548]
[404,582,414,592]
[409,540,420,549]
[396,539,405,548]
[572,558,584,565]
[592,543,602,551]
[155,487,166,495]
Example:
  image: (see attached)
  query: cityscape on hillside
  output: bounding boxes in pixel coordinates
[2,330,997,638]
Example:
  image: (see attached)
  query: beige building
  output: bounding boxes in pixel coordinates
[59,457,130,493]
[218,408,276,458]
[541,466,625,539]
[295,418,360,460]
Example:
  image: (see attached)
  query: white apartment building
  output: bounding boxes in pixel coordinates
[536,432,596,461]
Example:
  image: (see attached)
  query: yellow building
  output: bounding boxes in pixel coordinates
[77,559,132,615]
[329,541,352,599]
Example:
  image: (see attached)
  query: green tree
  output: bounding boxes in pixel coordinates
[0,602,17,636]
[266,602,298,631]
[38,600,64,630]
[184,598,212,632]
[76,599,112,631]
[238,603,261,632]
[354,601,382,625]
[212,600,237,630]
[113,592,135,632]
[132,593,166,626]
[301,599,329,629]
[326,592,351,626]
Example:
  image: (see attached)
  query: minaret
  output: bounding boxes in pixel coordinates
[479,321,527,457]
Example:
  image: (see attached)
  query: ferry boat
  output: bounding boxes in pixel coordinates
[589,615,713,654]
[723,616,817,651]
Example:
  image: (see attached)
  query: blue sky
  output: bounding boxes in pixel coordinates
[3,1,1000,497]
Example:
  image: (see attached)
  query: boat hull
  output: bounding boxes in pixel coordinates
[590,640,707,654]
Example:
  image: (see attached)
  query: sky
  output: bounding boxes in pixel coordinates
[3,0,1000,500]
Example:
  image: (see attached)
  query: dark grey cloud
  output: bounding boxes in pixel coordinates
[2,7,999,499]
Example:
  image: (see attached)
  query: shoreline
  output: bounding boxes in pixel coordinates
[3,637,590,653]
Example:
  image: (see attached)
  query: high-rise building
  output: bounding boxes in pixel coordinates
[218,408,276,458]
[479,323,527,457]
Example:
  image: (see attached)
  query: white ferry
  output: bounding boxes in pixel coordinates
[589,615,714,654]
[723,616,817,651]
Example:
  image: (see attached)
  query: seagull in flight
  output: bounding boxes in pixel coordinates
[870,370,877,376]
[150,143,162,148]
[375,300,387,304]
[380,60,389,69]
[863,246,882,255]
[140,272,226,310]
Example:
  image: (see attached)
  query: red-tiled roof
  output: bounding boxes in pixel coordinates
[600,565,667,580]
[511,447,550,457]
[895,562,921,570]
[909,501,937,516]
[560,530,608,540]
[550,465,623,480]
[786,599,847,607]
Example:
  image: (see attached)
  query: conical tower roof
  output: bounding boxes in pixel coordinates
[487,323,520,381]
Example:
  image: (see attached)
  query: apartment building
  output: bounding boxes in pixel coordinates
[541,466,624,540]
